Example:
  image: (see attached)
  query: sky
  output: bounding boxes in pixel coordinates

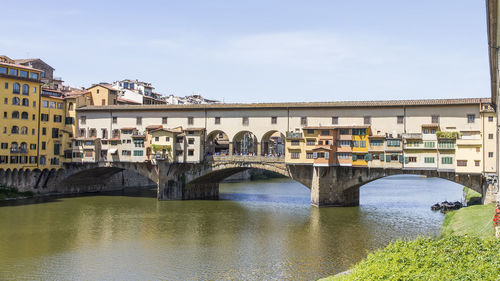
[0,0,490,103]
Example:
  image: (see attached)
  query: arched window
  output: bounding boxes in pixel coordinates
[11,111,19,119]
[12,97,20,105]
[11,126,19,134]
[11,142,18,150]
[20,142,27,150]
[21,112,28,119]
[20,127,28,135]
[22,98,29,106]
[13,83,20,94]
[22,84,29,95]
[68,102,74,111]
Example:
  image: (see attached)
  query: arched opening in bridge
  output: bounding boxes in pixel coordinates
[206,130,230,156]
[233,131,258,156]
[261,131,285,157]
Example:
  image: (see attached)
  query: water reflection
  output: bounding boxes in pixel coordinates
[0,175,463,280]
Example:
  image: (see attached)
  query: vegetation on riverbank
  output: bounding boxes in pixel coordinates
[321,201,498,280]
[322,235,500,281]
[441,204,496,238]
[463,186,482,205]
[0,185,33,200]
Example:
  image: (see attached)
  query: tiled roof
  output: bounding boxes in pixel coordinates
[77,98,490,111]
[117,97,141,104]
[146,125,163,129]
[421,123,440,128]
[0,61,43,72]
[303,125,370,129]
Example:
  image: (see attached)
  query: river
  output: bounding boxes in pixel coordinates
[0,175,463,280]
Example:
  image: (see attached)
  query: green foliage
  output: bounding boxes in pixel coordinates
[441,204,496,238]
[0,185,33,200]
[436,131,461,139]
[463,186,482,205]
[322,236,500,281]
[151,144,171,153]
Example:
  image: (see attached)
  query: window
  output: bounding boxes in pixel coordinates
[20,127,27,135]
[101,129,107,139]
[42,127,46,135]
[397,116,404,124]
[4,82,7,89]
[33,87,37,93]
[438,141,454,149]
[306,139,315,146]
[370,139,383,146]
[54,115,62,123]
[22,84,29,95]
[352,141,359,147]
[11,111,19,119]
[475,160,480,166]
[136,117,142,125]
[165,136,170,142]
[271,116,277,124]
[188,150,194,156]
[431,115,439,124]
[121,150,131,156]
[242,117,249,126]
[332,116,338,125]
[306,129,314,134]
[442,157,453,164]
[1,143,7,149]
[42,100,49,108]
[476,147,481,152]
[68,103,74,111]
[101,99,106,106]
[9,69,18,76]
[320,130,329,136]
[21,112,28,119]
[386,139,400,147]
[488,116,494,122]
[65,117,74,124]
[489,134,494,139]
[339,129,349,135]
[457,160,467,167]
[300,116,307,126]
[57,102,63,109]
[338,152,350,159]
[489,152,494,158]
[0,67,6,74]
[306,152,314,159]
[11,126,19,134]
[290,152,300,159]
[188,138,195,145]
[215,117,220,124]
[424,141,435,148]
[41,114,49,121]
[291,140,300,146]
[424,157,435,164]
[19,70,28,78]
[53,144,60,155]
[41,142,46,150]
[49,101,55,108]
[30,144,36,150]
[360,141,366,148]
[133,150,144,156]
[12,83,20,94]
[85,150,93,157]
[12,97,20,105]
[408,157,417,163]
[364,116,371,125]
[352,129,366,135]
[22,98,29,106]
[187,116,194,125]
[467,114,475,123]
[52,128,59,138]
[162,117,168,124]
[80,116,86,125]
[338,140,351,146]
[30,72,39,80]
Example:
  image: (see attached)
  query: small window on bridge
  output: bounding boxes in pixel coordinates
[271,116,277,124]
[300,117,307,126]
[242,117,249,126]
[215,117,220,124]
[331,116,338,125]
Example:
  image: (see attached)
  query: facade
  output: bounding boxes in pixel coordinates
[0,61,42,169]
[112,79,166,105]
[75,99,497,177]
[39,88,67,167]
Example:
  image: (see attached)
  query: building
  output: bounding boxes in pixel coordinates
[112,79,166,105]
[0,60,42,169]
[39,88,67,167]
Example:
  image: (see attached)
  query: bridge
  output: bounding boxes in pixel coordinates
[0,155,490,207]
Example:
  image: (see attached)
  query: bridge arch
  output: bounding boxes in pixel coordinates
[232,131,258,156]
[206,130,230,156]
[260,130,285,157]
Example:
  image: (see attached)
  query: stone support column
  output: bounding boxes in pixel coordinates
[310,166,360,207]
[257,142,262,156]
[229,142,233,156]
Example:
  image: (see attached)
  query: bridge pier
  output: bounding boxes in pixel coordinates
[310,166,360,207]
[158,180,219,200]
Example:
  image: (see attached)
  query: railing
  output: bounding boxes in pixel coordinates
[286,132,303,139]
[10,148,28,154]
[208,155,285,163]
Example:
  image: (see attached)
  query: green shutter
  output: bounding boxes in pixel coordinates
[405,157,409,164]
[352,154,357,161]
[380,153,384,161]
[386,155,391,162]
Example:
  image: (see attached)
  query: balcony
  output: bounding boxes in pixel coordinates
[10,148,28,154]
[402,133,422,139]
[456,138,481,146]
[286,132,303,139]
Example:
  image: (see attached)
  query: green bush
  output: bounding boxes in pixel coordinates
[323,236,500,281]
[463,186,482,205]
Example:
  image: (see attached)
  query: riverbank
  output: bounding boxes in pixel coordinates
[0,185,33,200]
[321,202,499,280]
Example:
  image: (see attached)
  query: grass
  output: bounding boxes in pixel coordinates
[0,185,33,200]
[441,203,496,239]
[321,236,500,281]
[463,186,482,205]
[320,202,498,280]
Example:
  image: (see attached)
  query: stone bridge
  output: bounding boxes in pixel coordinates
[1,156,494,206]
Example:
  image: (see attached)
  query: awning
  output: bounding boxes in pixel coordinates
[109,148,118,155]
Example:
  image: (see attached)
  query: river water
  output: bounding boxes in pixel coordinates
[0,175,463,280]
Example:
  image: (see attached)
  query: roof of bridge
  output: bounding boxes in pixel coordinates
[76,97,491,111]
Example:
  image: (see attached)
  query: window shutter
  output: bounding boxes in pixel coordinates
[325,152,329,159]
[405,157,409,164]
[352,154,357,161]
[380,153,384,162]
[386,155,391,162]
[313,152,317,159]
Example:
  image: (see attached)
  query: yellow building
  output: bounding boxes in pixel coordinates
[285,131,312,164]
[39,88,69,167]
[80,84,118,106]
[351,126,370,166]
[0,61,42,169]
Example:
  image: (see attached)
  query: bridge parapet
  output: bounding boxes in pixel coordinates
[208,155,285,163]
